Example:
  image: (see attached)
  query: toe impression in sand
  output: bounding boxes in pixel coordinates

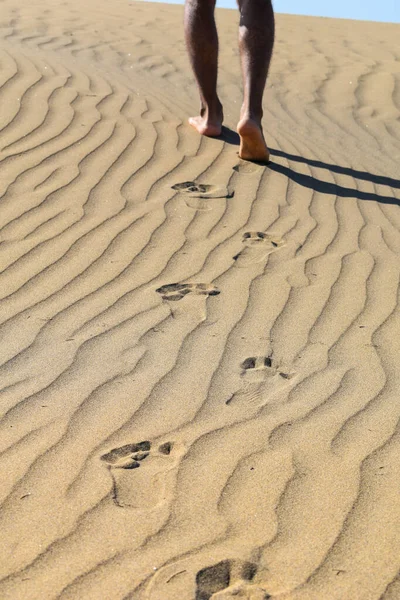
[101,440,178,509]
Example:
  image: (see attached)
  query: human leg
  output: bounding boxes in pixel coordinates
[237,0,274,161]
[184,0,223,136]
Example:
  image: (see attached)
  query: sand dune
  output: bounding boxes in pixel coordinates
[0,0,399,598]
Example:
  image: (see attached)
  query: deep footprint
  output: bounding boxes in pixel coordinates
[172,181,233,210]
[101,440,176,508]
[100,441,151,469]
[195,560,270,600]
[233,232,285,267]
[172,181,233,198]
[172,181,213,194]
[156,283,220,302]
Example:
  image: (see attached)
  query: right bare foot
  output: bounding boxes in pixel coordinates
[237,117,270,163]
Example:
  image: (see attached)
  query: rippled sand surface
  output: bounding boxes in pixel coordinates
[0,1,399,598]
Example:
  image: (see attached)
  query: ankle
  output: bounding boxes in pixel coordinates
[201,98,223,121]
[240,106,263,125]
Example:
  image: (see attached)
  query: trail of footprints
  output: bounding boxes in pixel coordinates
[100,171,289,592]
[0,7,397,599]
[100,357,295,510]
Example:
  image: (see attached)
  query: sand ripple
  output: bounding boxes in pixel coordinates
[0,2,399,599]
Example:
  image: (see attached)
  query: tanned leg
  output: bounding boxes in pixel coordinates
[184,0,223,136]
[237,0,274,162]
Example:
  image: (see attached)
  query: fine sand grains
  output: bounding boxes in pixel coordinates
[0,1,399,599]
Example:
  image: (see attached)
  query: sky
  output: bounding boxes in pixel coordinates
[137,0,400,23]
[265,0,399,23]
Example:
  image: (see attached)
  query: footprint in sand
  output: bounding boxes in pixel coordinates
[172,182,214,195]
[225,356,297,407]
[233,232,285,267]
[156,283,220,302]
[195,560,271,600]
[225,353,298,409]
[100,441,178,508]
[171,181,233,211]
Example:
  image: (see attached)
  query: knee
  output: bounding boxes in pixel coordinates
[186,0,216,9]
[239,0,274,29]
[239,0,273,8]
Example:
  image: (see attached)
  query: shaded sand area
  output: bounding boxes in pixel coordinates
[0,0,399,597]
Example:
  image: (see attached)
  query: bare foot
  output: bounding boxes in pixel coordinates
[237,117,270,163]
[189,116,222,136]
[189,103,223,137]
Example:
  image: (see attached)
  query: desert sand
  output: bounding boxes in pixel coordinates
[0,0,399,598]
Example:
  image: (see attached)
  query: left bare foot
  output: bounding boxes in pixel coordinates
[189,116,222,136]
[189,101,223,137]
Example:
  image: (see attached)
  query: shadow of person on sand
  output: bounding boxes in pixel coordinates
[220,128,399,206]
[268,148,400,206]
[219,126,241,146]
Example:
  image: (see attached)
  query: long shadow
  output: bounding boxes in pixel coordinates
[268,160,399,206]
[269,148,400,190]
[219,128,399,205]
